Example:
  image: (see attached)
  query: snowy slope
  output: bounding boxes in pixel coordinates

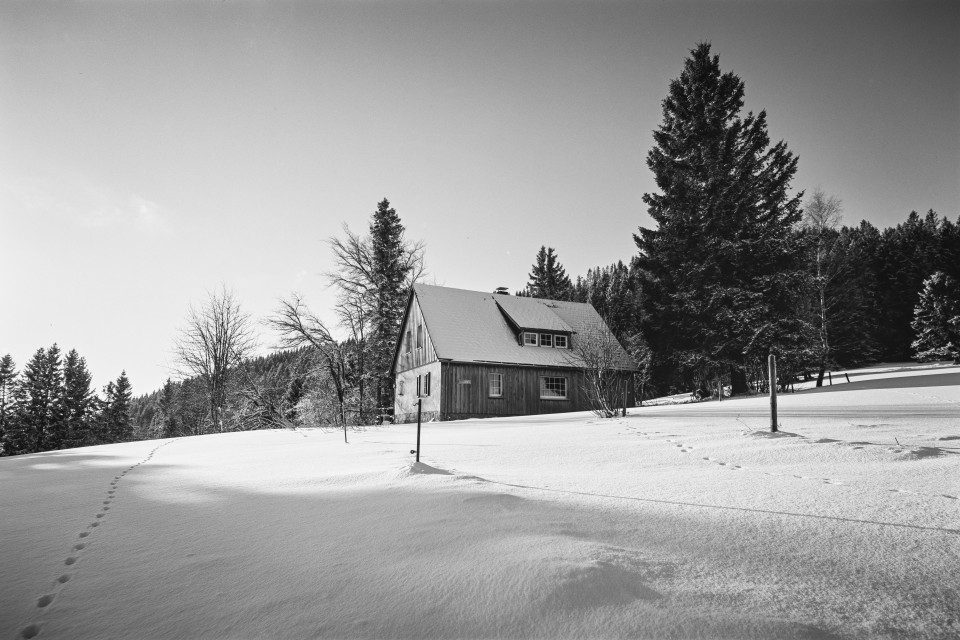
[2,363,958,639]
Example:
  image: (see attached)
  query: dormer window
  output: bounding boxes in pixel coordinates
[522,331,569,348]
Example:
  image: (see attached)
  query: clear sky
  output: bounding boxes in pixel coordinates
[2,0,958,395]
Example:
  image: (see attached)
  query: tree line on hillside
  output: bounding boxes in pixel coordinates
[129,348,313,439]
[518,206,959,398]
[0,347,132,456]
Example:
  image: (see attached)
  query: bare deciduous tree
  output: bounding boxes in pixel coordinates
[326,221,425,422]
[233,365,289,431]
[173,286,256,433]
[566,327,636,418]
[266,294,352,441]
[802,188,844,386]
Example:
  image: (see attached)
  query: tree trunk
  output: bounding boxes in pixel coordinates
[816,366,825,388]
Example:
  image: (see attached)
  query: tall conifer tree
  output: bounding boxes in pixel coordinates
[63,349,95,447]
[635,43,807,392]
[368,199,413,417]
[0,354,18,452]
[911,271,960,363]
[526,246,573,300]
[103,371,133,442]
[16,345,65,452]
[156,378,180,438]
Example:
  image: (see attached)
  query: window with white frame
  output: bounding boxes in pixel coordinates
[523,332,538,346]
[416,324,423,349]
[554,334,568,349]
[539,376,567,399]
[489,372,503,398]
[405,329,412,353]
[540,333,552,348]
[398,379,405,395]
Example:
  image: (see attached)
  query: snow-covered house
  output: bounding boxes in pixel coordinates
[391,284,636,422]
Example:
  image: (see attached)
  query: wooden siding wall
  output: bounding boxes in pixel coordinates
[440,363,636,420]
[395,296,437,373]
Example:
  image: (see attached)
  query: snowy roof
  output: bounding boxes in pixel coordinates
[493,295,574,333]
[410,284,636,370]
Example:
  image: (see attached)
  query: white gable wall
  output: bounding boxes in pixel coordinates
[394,361,441,423]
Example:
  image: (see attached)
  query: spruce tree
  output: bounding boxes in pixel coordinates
[284,376,305,422]
[368,199,413,418]
[156,378,180,438]
[15,345,65,452]
[63,349,95,447]
[526,246,573,300]
[635,43,807,393]
[0,354,18,453]
[911,272,960,363]
[105,371,133,442]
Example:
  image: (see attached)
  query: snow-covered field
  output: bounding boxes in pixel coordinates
[3,363,958,639]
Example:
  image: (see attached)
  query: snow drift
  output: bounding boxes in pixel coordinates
[2,363,958,639]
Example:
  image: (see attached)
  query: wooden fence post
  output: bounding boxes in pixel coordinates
[415,397,422,462]
[769,354,778,433]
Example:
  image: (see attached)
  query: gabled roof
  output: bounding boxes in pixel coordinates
[405,284,636,370]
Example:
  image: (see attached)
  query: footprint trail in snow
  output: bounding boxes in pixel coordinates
[18,439,176,640]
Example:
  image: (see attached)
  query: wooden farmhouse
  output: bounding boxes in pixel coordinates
[391,284,637,422]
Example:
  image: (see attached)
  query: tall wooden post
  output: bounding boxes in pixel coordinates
[415,397,422,462]
[769,354,778,433]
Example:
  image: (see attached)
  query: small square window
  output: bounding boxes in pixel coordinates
[489,372,503,398]
[554,335,568,349]
[540,333,552,348]
[523,332,538,346]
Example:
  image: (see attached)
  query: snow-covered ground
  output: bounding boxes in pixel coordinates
[2,363,958,639]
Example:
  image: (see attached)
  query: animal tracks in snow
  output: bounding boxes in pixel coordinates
[625,426,957,503]
[17,439,176,640]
